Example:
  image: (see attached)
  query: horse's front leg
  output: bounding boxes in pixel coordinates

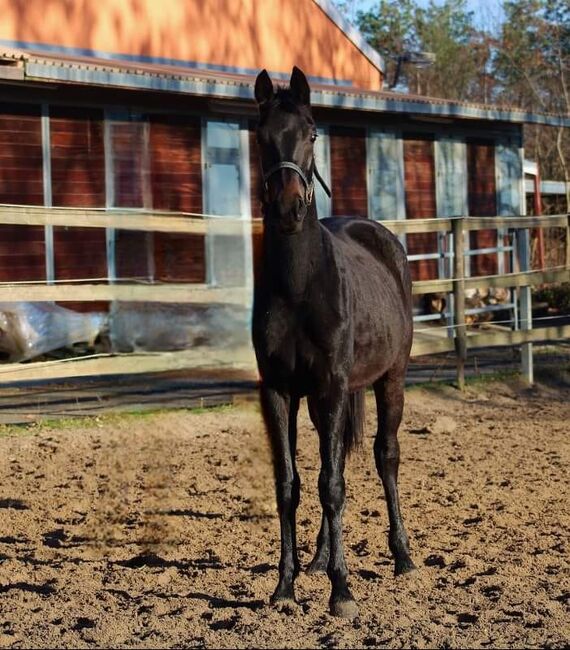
[315,382,358,619]
[260,386,301,606]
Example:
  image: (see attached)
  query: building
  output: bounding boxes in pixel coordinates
[0,0,568,323]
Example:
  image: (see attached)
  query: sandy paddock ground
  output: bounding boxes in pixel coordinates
[0,374,568,649]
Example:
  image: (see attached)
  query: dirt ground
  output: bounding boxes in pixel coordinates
[0,373,568,649]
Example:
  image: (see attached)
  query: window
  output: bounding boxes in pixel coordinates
[105,110,152,281]
[314,126,331,219]
[367,130,405,221]
[435,137,467,218]
[203,119,252,291]
[496,140,522,217]
[105,110,150,209]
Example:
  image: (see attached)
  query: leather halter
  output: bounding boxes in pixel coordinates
[262,159,331,206]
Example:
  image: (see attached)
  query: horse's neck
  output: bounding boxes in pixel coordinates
[265,206,323,300]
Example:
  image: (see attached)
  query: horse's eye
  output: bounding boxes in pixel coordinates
[310,132,318,143]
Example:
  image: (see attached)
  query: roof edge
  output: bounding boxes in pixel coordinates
[311,0,385,74]
[18,56,570,128]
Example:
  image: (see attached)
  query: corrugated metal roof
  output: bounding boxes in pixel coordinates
[2,46,569,128]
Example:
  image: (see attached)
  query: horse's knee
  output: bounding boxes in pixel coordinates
[374,437,400,475]
[276,474,300,510]
[318,473,345,514]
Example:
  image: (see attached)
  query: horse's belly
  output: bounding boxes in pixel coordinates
[348,293,412,390]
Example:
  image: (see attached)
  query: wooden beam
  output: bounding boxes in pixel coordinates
[466,324,570,350]
[0,324,567,384]
[3,268,563,304]
[381,214,568,234]
[411,337,455,357]
[0,283,250,304]
[0,205,249,235]
[0,346,259,384]
[411,267,569,296]
[0,204,566,236]
[411,324,570,358]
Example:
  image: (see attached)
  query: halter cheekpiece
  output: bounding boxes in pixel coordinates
[262,159,331,205]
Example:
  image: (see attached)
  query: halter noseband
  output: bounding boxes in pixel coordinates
[262,160,331,206]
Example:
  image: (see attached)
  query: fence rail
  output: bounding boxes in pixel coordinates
[0,204,568,386]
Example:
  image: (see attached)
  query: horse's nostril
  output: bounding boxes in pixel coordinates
[294,197,306,221]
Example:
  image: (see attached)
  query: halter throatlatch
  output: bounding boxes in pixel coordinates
[262,159,332,205]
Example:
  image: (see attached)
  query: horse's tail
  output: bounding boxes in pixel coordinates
[344,390,366,456]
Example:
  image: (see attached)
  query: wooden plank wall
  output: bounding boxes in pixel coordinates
[403,136,438,281]
[0,103,45,282]
[467,140,498,276]
[330,126,367,218]
[50,106,108,311]
[248,125,264,283]
[149,114,205,283]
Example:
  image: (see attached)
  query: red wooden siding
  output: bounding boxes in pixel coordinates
[149,114,205,283]
[467,140,498,276]
[50,106,105,208]
[0,226,46,282]
[53,225,109,312]
[330,127,367,217]
[0,104,45,282]
[249,125,263,221]
[115,229,154,280]
[403,136,438,282]
[50,106,108,310]
[53,226,106,280]
[248,125,264,283]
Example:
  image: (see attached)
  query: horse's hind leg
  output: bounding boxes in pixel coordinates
[373,369,416,575]
[306,395,329,574]
[260,387,301,605]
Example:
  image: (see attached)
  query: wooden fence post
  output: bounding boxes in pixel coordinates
[452,217,467,390]
[516,228,533,385]
[566,213,570,271]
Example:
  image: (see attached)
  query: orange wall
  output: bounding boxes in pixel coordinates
[0,0,382,90]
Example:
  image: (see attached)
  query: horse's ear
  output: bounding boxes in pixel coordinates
[290,66,310,106]
[255,69,274,106]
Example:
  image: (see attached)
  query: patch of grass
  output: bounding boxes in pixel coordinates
[405,368,520,393]
[0,401,238,438]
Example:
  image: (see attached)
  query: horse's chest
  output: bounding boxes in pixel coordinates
[259,307,343,386]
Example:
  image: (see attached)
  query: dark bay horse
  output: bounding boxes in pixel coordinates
[252,67,415,619]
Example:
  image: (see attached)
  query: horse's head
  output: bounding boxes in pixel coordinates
[254,66,317,235]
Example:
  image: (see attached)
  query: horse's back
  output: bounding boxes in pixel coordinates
[320,216,411,305]
[320,216,413,385]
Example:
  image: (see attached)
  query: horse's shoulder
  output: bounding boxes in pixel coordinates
[321,216,406,262]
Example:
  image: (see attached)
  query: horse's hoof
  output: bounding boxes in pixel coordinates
[395,559,417,576]
[330,598,359,619]
[271,596,297,614]
[306,558,328,575]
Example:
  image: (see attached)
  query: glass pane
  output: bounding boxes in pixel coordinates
[315,126,331,219]
[437,138,466,217]
[108,115,150,209]
[206,120,240,150]
[497,143,522,216]
[208,163,240,216]
[204,120,250,292]
[368,131,403,220]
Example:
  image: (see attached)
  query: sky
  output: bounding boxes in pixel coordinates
[339,0,505,30]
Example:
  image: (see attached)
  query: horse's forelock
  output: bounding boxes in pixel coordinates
[267,87,311,118]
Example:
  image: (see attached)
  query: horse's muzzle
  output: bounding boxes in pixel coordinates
[277,196,307,234]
